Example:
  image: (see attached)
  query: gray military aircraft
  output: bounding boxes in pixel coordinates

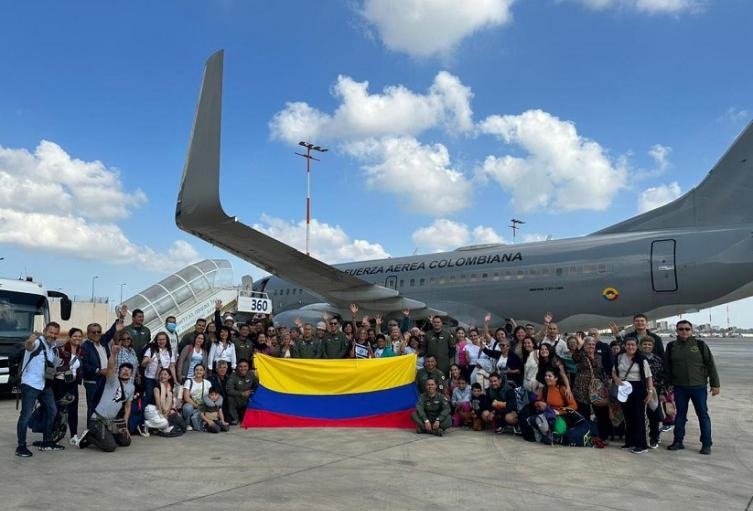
[176,50,753,330]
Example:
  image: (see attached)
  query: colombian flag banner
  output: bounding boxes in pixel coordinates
[242,354,419,428]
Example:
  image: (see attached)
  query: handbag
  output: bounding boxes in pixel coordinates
[586,357,609,407]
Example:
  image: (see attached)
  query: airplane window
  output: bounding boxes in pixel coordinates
[459,274,466,282]
[449,276,455,284]
[529,269,537,278]
[286,289,290,295]
[555,268,563,277]
[504,271,512,281]
[569,265,577,275]
[493,272,500,281]
[516,270,525,280]
[399,280,404,287]
[542,267,551,277]
[410,279,415,287]
[583,265,594,274]
[419,278,425,286]
[598,263,607,273]
[429,277,435,285]
[439,278,446,285]
[482,273,488,280]
[470,274,477,282]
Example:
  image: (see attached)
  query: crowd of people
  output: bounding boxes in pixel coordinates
[14,302,720,458]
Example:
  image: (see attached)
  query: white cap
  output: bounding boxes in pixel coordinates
[617,381,633,403]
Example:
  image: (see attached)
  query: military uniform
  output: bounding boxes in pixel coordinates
[424,328,455,376]
[226,371,258,423]
[416,367,447,395]
[321,331,349,359]
[234,337,254,364]
[125,323,152,357]
[411,391,452,432]
[292,339,322,359]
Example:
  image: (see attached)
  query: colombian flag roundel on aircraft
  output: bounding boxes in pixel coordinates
[602,287,619,301]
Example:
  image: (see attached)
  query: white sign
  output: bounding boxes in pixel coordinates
[237,295,272,314]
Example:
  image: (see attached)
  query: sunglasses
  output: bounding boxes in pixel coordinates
[89,330,102,334]
[677,327,691,331]
[329,321,339,325]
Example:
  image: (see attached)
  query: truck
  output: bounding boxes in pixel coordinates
[0,277,71,391]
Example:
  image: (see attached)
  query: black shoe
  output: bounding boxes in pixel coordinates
[228,420,238,426]
[31,440,43,447]
[700,445,711,455]
[631,447,648,454]
[667,442,685,451]
[15,446,33,457]
[38,442,65,451]
[621,444,635,450]
[437,428,443,437]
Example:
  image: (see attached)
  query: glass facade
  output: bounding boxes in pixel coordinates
[123,259,233,326]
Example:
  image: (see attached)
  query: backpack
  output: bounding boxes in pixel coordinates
[9,341,46,387]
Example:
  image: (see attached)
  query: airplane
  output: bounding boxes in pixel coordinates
[176,50,753,330]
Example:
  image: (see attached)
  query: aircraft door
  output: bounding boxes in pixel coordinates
[651,239,677,292]
[385,276,397,290]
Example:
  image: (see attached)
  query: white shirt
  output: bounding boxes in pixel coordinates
[143,347,176,379]
[542,337,569,358]
[209,341,236,369]
[464,344,482,366]
[183,377,210,403]
[21,337,55,391]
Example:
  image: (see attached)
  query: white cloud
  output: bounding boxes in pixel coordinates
[648,144,671,171]
[717,106,749,124]
[478,109,628,212]
[567,0,702,14]
[411,219,505,252]
[0,140,199,273]
[270,71,473,145]
[253,214,389,263]
[637,181,682,213]
[344,136,472,216]
[361,0,514,58]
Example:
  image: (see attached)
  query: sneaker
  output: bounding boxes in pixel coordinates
[70,434,80,447]
[631,447,648,454]
[661,424,674,433]
[495,426,504,434]
[186,425,193,431]
[649,441,659,449]
[667,442,685,451]
[700,445,711,455]
[512,425,522,436]
[38,442,65,451]
[15,445,33,457]
[137,424,150,438]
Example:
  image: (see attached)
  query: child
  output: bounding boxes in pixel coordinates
[469,383,492,431]
[199,387,230,433]
[373,334,395,358]
[351,328,374,359]
[451,377,472,427]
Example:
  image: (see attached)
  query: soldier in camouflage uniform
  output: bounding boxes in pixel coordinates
[416,355,447,395]
[424,316,455,376]
[412,378,452,435]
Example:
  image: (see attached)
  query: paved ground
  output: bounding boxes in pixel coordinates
[2,339,752,511]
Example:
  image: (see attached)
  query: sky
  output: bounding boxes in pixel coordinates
[0,0,752,327]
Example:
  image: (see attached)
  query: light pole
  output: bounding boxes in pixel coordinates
[91,275,99,302]
[509,219,525,244]
[119,283,127,304]
[295,141,328,256]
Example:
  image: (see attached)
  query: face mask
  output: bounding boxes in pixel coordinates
[166,322,177,333]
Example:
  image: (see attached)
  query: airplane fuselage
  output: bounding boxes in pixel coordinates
[260,225,753,329]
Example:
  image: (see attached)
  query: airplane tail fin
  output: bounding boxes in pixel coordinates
[595,121,753,234]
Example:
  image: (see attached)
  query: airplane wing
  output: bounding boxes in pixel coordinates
[176,51,437,314]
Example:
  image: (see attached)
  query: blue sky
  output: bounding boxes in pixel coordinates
[1,0,752,327]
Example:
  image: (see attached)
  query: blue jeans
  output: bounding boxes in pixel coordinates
[84,379,105,420]
[673,385,712,447]
[16,384,57,447]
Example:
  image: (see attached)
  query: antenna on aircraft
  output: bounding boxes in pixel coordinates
[295,141,328,256]
[510,219,525,244]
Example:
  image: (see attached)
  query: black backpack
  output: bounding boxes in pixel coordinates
[9,341,45,388]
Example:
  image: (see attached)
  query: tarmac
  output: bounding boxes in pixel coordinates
[1,338,752,511]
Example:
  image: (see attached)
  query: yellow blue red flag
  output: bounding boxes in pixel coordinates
[242,354,419,428]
